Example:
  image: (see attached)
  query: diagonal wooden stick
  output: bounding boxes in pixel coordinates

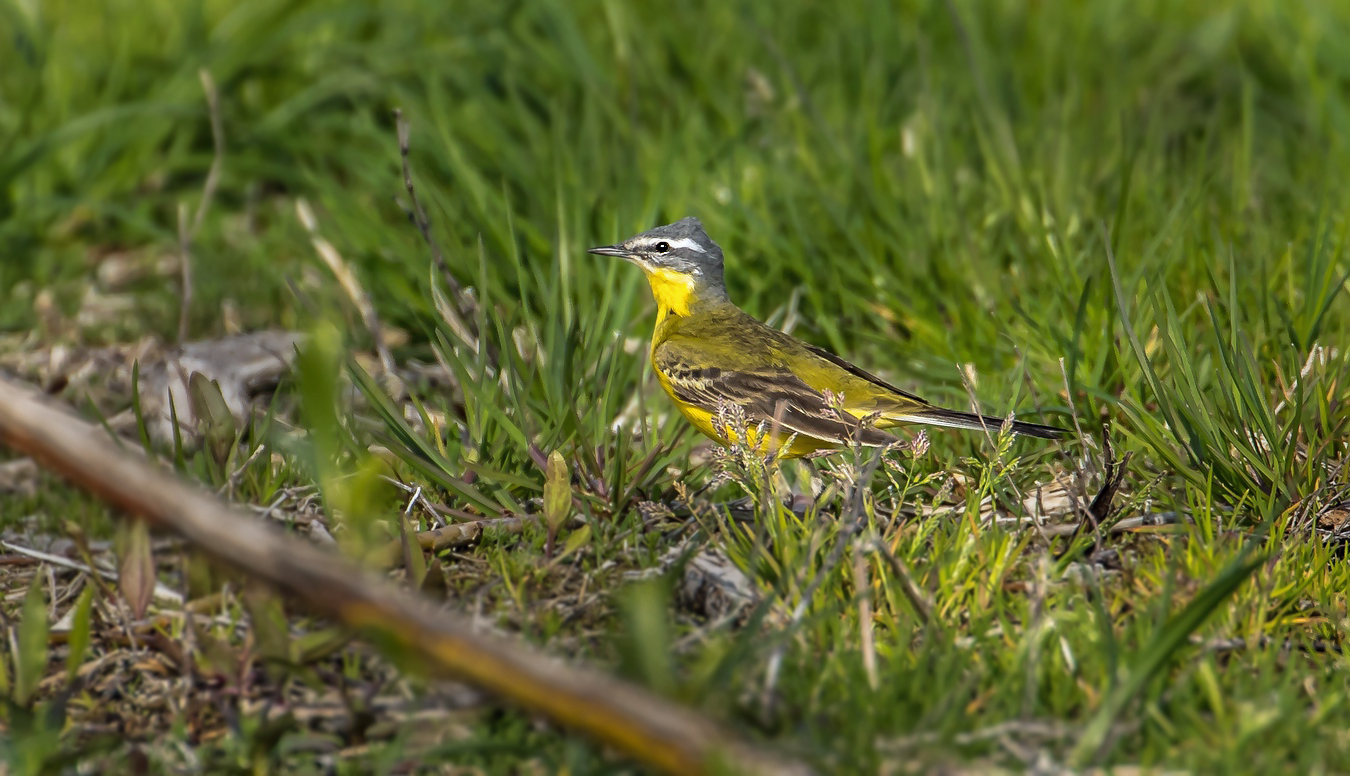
[0,375,810,776]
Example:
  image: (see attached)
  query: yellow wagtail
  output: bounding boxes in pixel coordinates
[589,217,1066,458]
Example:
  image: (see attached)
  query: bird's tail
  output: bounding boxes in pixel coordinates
[891,407,1066,440]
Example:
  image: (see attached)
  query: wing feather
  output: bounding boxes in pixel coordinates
[654,343,896,447]
[800,342,929,406]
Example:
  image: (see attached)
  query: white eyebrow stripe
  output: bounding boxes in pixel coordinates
[664,237,706,253]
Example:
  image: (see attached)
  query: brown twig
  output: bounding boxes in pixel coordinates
[375,515,542,564]
[416,515,535,551]
[0,376,811,776]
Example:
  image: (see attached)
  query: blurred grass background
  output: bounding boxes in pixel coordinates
[6,0,1348,504]
[3,0,1350,772]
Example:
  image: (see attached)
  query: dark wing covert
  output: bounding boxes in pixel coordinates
[654,343,896,447]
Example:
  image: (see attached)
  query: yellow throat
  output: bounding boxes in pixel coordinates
[643,267,697,320]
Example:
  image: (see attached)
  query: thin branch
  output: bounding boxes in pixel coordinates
[415,515,537,552]
[0,376,809,776]
[394,109,457,295]
[393,109,480,351]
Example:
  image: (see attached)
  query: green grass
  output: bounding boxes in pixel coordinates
[3,0,1350,772]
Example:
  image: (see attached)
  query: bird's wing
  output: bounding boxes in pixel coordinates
[799,342,930,407]
[800,343,1066,439]
[653,340,897,447]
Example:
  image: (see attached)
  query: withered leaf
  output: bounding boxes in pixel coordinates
[118,518,156,620]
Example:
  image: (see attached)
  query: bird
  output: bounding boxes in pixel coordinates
[588,217,1066,458]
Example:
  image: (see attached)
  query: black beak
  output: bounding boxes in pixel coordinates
[586,244,631,258]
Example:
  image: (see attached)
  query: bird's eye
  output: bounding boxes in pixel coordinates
[653,241,670,253]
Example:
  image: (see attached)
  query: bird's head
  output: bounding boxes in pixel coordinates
[588,217,728,312]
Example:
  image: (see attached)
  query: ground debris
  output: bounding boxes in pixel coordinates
[0,457,38,496]
[1317,499,1350,537]
[1,544,489,761]
[0,331,302,449]
[625,541,761,621]
[118,331,304,447]
[675,546,759,620]
[920,468,1090,525]
[94,249,180,291]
